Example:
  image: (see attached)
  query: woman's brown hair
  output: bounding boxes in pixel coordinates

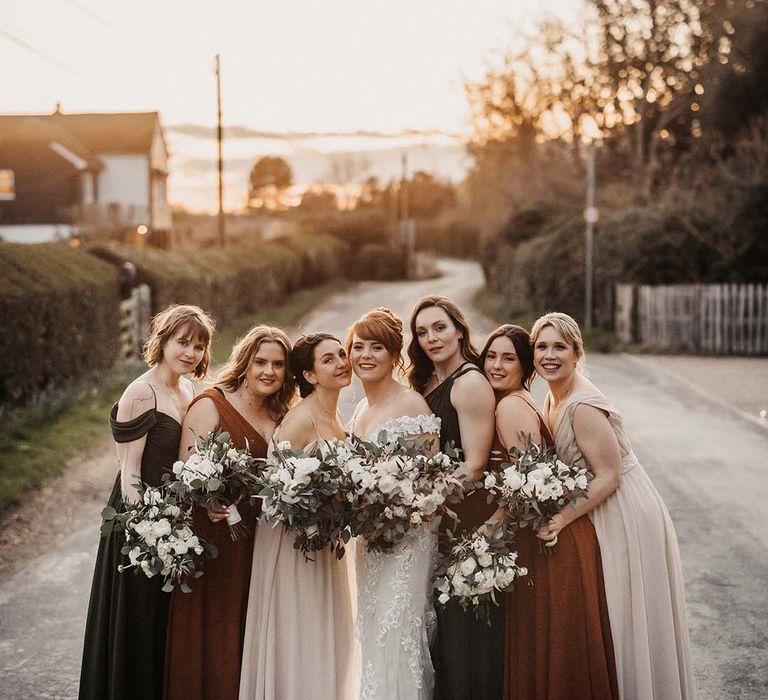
[406,295,480,394]
[216,325,296,418]
[345,307,405,373]
[142,304,215,379]
[479,324,535,391]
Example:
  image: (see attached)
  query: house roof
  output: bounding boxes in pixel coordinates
[0,116,103,170]
[0,111,163,155]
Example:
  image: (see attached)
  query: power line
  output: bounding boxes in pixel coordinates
[62,0,113,28]
[0,29,82,77]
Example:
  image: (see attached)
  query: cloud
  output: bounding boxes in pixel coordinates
[168,123,466,141]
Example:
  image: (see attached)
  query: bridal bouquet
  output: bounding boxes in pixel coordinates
[433,528,527,620]
[481,439,590,542]
[101,484,217,593]
[256,439,350,559]
[170,430,263,540]
[339,434,463,554]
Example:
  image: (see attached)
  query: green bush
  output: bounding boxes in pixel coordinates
[87,239,314,325]
[348,244,407,280]
[0,242,120,410]
[275,233,350,287]
[416,220,482,258]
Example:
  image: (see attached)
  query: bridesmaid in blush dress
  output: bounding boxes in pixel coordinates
[407,296,500,700]
[79,305,215,700]
[531,312,697,700]
[480,324,618,700]
[239,333,355,700]
[164,326,295,700]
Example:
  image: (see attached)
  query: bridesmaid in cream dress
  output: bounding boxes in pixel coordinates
[531,312,697,700]
[238,333,355,700]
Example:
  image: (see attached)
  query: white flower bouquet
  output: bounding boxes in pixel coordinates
[339,434,463,554]
[170,430,263,540]
[433,528,527,620]
[256,439,350,559]
[482,440,591,547]
[101,484,218,593]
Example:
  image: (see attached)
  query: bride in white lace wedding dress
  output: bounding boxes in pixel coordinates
[346,309,442,699]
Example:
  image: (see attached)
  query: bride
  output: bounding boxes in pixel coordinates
[346,308,442,700]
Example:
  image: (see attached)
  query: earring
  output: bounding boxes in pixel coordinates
[244,377,249,389]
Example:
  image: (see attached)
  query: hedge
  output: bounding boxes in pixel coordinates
[0,242,120,409]
[1,234,349,412]
[348,244,407,280]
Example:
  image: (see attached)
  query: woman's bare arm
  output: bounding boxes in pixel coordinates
[452,371,496,483]
[537,403,621,543]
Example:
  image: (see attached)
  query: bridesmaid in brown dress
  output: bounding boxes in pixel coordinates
[480,325,618,700]
[164,326,296,700]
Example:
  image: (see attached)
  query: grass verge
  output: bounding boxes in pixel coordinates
[0,278,353,513]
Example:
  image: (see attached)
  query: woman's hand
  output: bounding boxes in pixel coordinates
[207,503,230,523]
[536,512,566,547]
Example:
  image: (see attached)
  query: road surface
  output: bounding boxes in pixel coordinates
[1,258,766,698]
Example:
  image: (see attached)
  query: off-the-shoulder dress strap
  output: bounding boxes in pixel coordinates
[144,382,158,408]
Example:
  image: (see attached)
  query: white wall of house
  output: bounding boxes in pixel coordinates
[97,155,150,226]
[0,224,74,243]
[150,124,172,230]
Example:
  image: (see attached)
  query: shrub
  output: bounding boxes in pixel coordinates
[348,244,407,280]
[275,233,350,287]
[416,220,482,258]
[0,242,120,410]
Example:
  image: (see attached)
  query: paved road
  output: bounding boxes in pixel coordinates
[1,259,766,698]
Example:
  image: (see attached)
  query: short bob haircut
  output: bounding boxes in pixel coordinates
[345,307,405,374]
[216,325,296,419]
[290,332,342,398]
[407,295,480,394]
[479,324,535,391]
[142,304,215,379]
[530,311,586,368]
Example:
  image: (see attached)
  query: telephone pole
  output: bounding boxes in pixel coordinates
[584,144,598,329]
[215,54,225,247]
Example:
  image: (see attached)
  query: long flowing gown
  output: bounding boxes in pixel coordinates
[501,394,618,700]
[238,435,355,700]
[353,413,442,700]
[426,363,505,700]
[164,387,266,700]
[79,395,180,700]
[547,388,697,700]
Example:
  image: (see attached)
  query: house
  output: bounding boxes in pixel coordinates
[0,109,171,245]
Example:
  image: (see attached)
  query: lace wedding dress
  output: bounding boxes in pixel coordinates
[351,414,442,700]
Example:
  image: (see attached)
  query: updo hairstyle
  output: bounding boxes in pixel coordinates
[345,307,405,373]
[290,332,342,398]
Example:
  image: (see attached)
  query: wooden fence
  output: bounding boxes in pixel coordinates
[615,283,768,355]
[118,284,151,363]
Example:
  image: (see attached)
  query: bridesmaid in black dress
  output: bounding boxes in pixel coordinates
[78,304,215,700]
[407,295,500,700]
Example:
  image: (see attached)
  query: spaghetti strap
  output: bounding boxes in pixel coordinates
[144,382,158,409]
[452,362,482,380]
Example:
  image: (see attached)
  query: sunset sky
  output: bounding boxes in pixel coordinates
[2,0,580,211]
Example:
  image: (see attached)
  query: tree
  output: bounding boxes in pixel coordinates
[298,187,338,212]
[405,171,457,219]
[247,156,293,210]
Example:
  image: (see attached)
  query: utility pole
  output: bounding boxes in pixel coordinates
[584,144,598,329]
[215,54,225,247]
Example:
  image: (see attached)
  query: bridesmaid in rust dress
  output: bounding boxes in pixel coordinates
[480,324,618,700]
[164,326,296,700]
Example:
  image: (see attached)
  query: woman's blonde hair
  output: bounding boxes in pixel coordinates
[143,304,215,378]
[216,325,296,418]
[530,312,586,365]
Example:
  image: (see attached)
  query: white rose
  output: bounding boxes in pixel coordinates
[176,525,193,540]
[277,440,292,451]
[472,536,489,555]
[563,476,576,491]
[140,560,152,577]
[450,573,466,589]
[410,512,423,525]
[143,488,162,506]
[502,467,524,491]
[477,553,493,568]
[378,474,399,495]
[152,518,172,538]
[172,460,184,476]
[292,457,321,481]
[438,593,450,605]
[459,557,477,576]
[483,473,497,489]
[163,505,181,518]
[171,537,189,555]
[575,474,589,490]
[227,448,241,461]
